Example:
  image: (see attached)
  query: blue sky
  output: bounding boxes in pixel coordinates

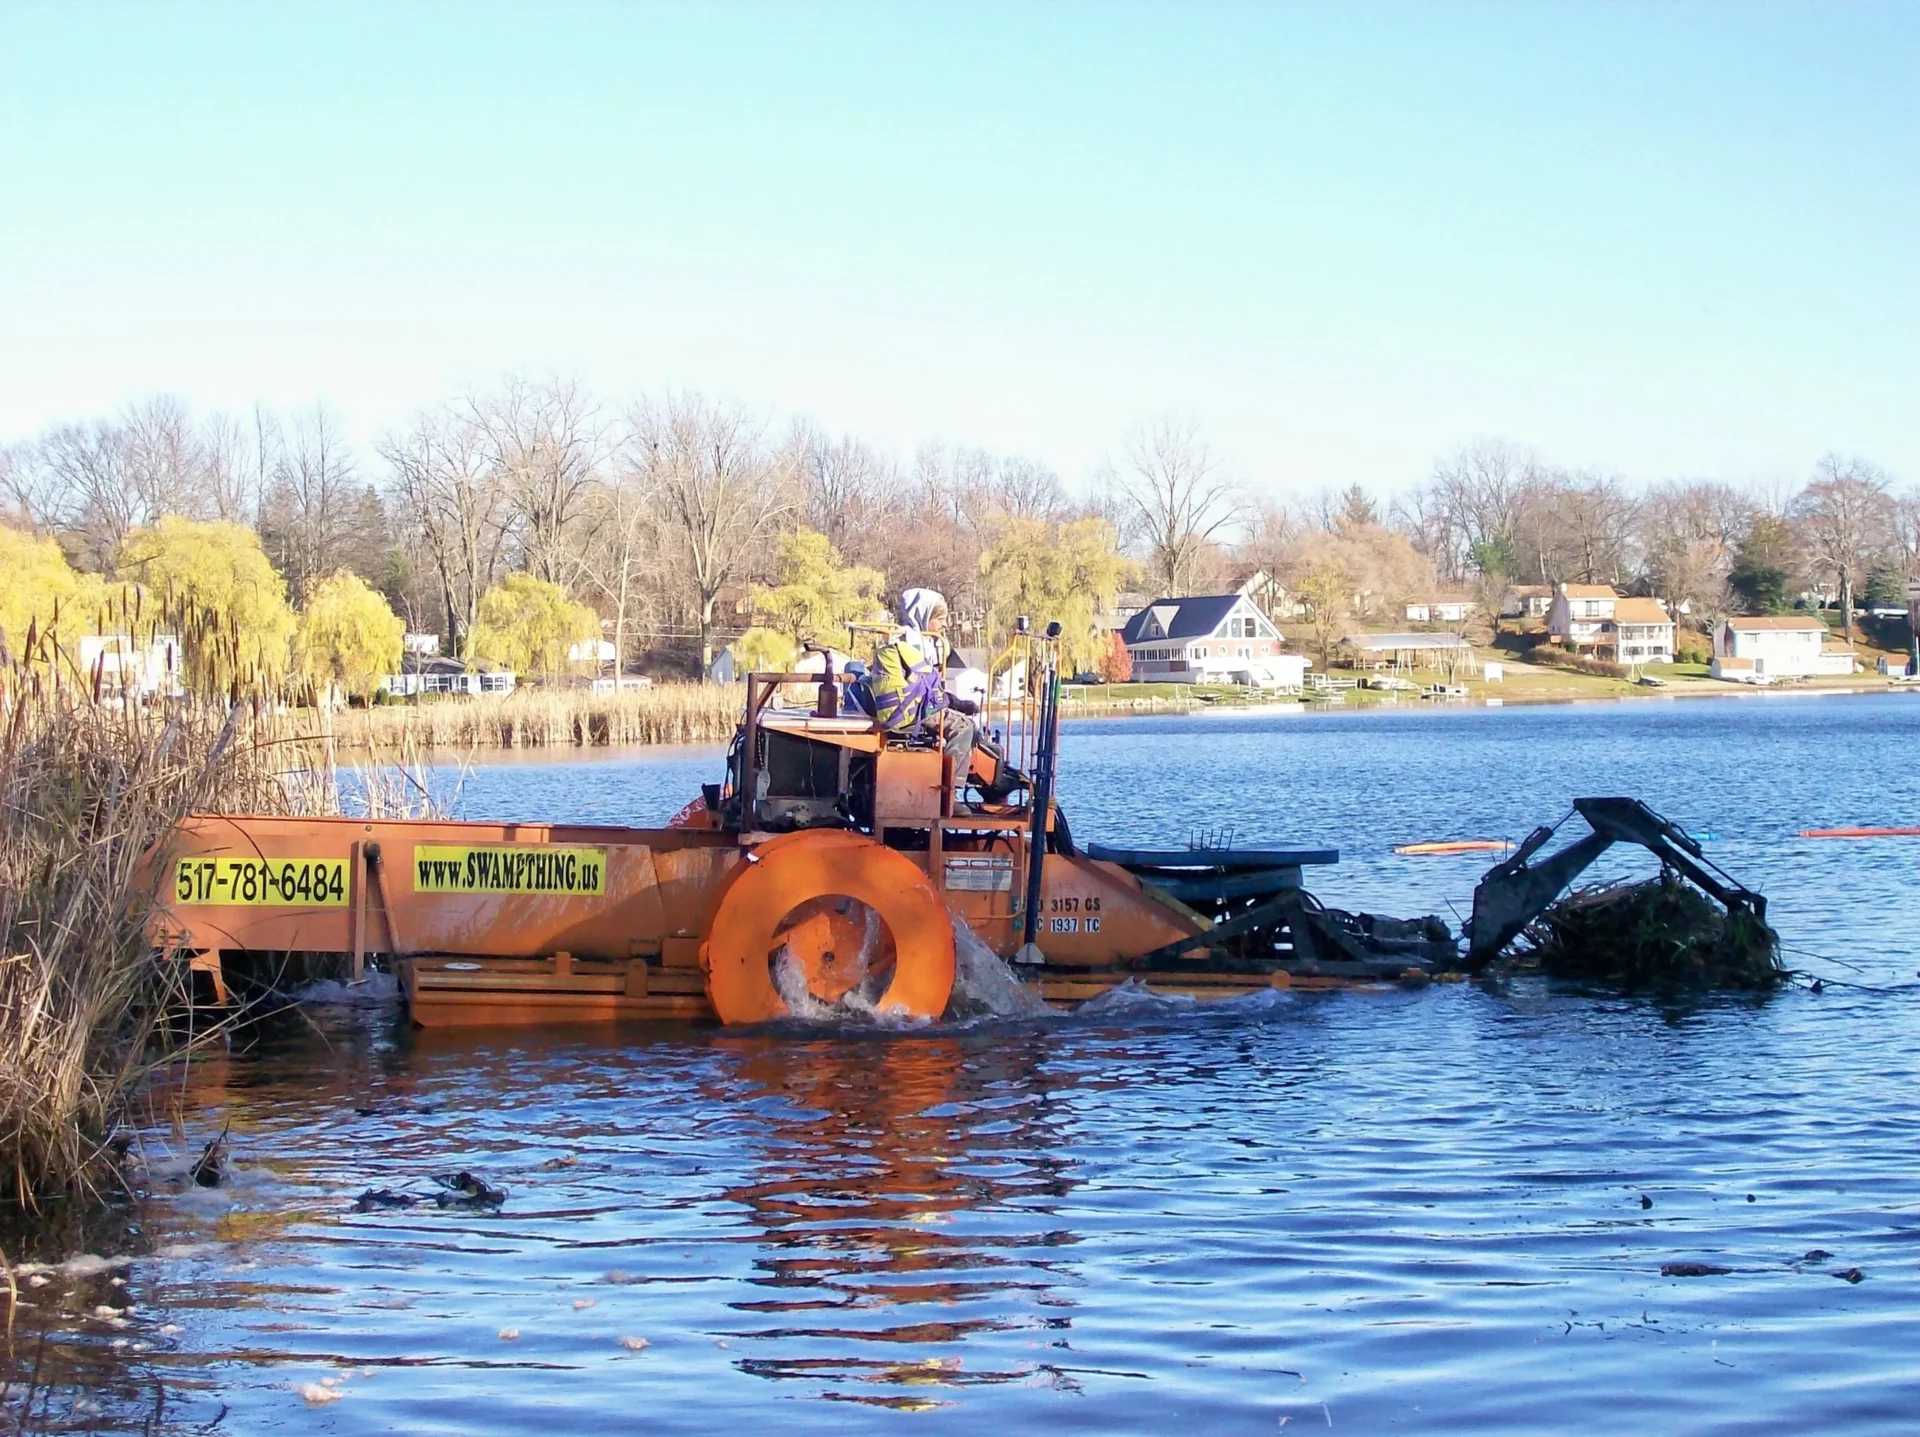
[1,1,1914,496]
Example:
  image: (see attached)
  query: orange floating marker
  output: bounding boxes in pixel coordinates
[1393,840,1517,856]
[1798,826,1920,839]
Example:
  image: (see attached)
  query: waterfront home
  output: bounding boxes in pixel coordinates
[1231,568,1307,621]
[1713,616,1854,678]
[568,638,619,675]
[382,656,517,697]
[76,633,182,700]
[1120,592,1305,687]
[1610,597,1676,664]
[1546,584,1621,649]
[1404,595,1475,624]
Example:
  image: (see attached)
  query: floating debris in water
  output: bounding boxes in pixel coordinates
[571,1297,596,1310]
[353,1188,424,1212]
[191,1125,229,1188]
[432,1171,506,1208]
[1521,877,1784,990]
[1803,1250,1833,1262]
[499,1328,520,1341]
[1834,1267,1864,1284]
[619,1335,650,1351]
[296,1383,343,1405]
[1661,1262,1731,1278]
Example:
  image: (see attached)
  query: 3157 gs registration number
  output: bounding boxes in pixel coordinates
[174,857,348,907]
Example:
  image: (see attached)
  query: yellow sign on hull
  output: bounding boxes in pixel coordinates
[174,857,349,907]
[412,845,609,896]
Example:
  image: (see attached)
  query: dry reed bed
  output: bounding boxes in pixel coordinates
[0,678,311,1203]
[343,683,743,750]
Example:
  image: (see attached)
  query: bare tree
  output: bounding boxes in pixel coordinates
[577,467,660,675]
[27,419,138,569]
[1791,454,1893,643]
[1420,438,1542,582]
[1233,499,1298,615]
[1555,471,1639,584]
[0,440,64,534]
[1639,480,1754,619]
[381,405,511,656]
[199,411,267,523]
[122,396,208,521]
[790,422,902,563]
[1103,416,1238,597]
[629,393,794,670]
[260,405,370,594]
[983,455,1067,523]
[1890,490,1920,579]
[475,376,606,586]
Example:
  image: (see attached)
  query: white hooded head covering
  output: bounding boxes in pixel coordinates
[899,588,947,633]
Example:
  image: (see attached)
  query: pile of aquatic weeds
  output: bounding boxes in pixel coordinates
[1518,873,1786,991]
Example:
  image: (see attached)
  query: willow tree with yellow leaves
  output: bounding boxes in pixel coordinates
[749,528,888,657]
[113,516,296,690]
[295,569,405,705]
[0,524,112,663]
[467,572,600,680]
[980,517,1135,676]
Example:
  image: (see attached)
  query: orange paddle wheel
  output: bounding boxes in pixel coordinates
[699,830,957,1023]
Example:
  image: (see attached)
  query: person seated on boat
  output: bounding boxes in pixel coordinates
[856,589,978,773]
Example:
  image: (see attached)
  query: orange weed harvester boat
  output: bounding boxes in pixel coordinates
[151,629,1457,1028]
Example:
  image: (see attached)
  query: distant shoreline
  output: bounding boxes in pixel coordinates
[1055,675,1905,722]
[419,675,1910,766]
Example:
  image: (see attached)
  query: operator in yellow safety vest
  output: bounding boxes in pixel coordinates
[855,589,980,781]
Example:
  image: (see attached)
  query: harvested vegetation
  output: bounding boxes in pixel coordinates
[1521,876,1785,991]
[345,683,741,750]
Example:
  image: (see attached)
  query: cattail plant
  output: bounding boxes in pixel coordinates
[0,606,302,1202]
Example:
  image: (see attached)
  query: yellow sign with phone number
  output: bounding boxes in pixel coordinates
[174,856,348,907]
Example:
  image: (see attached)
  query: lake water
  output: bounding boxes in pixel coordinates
[9,693,1920,1433]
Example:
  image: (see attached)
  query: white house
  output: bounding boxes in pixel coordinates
[76,633,182,700]
[381,657,517,698]
[1404,596,1475,624]
[1610,598,1675,664]
[1232,569,1307,621]
[1713,616,1854,678]
[1546,584,1620,649]
[1120,592,1307,688]
[1501,584,1554,619]
[568,638,619,671]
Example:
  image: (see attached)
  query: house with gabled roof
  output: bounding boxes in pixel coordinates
[1610,597,1675,664]
[1119,591,1308,689]
[1545,584,1675,661]
[1546,583,1621,649]
[1713,615,1855,678]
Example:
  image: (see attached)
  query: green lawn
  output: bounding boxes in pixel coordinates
[1637,661,1712,680]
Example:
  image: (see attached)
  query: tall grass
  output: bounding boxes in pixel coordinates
[0,617,306,1203]
[344,682,743,750]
